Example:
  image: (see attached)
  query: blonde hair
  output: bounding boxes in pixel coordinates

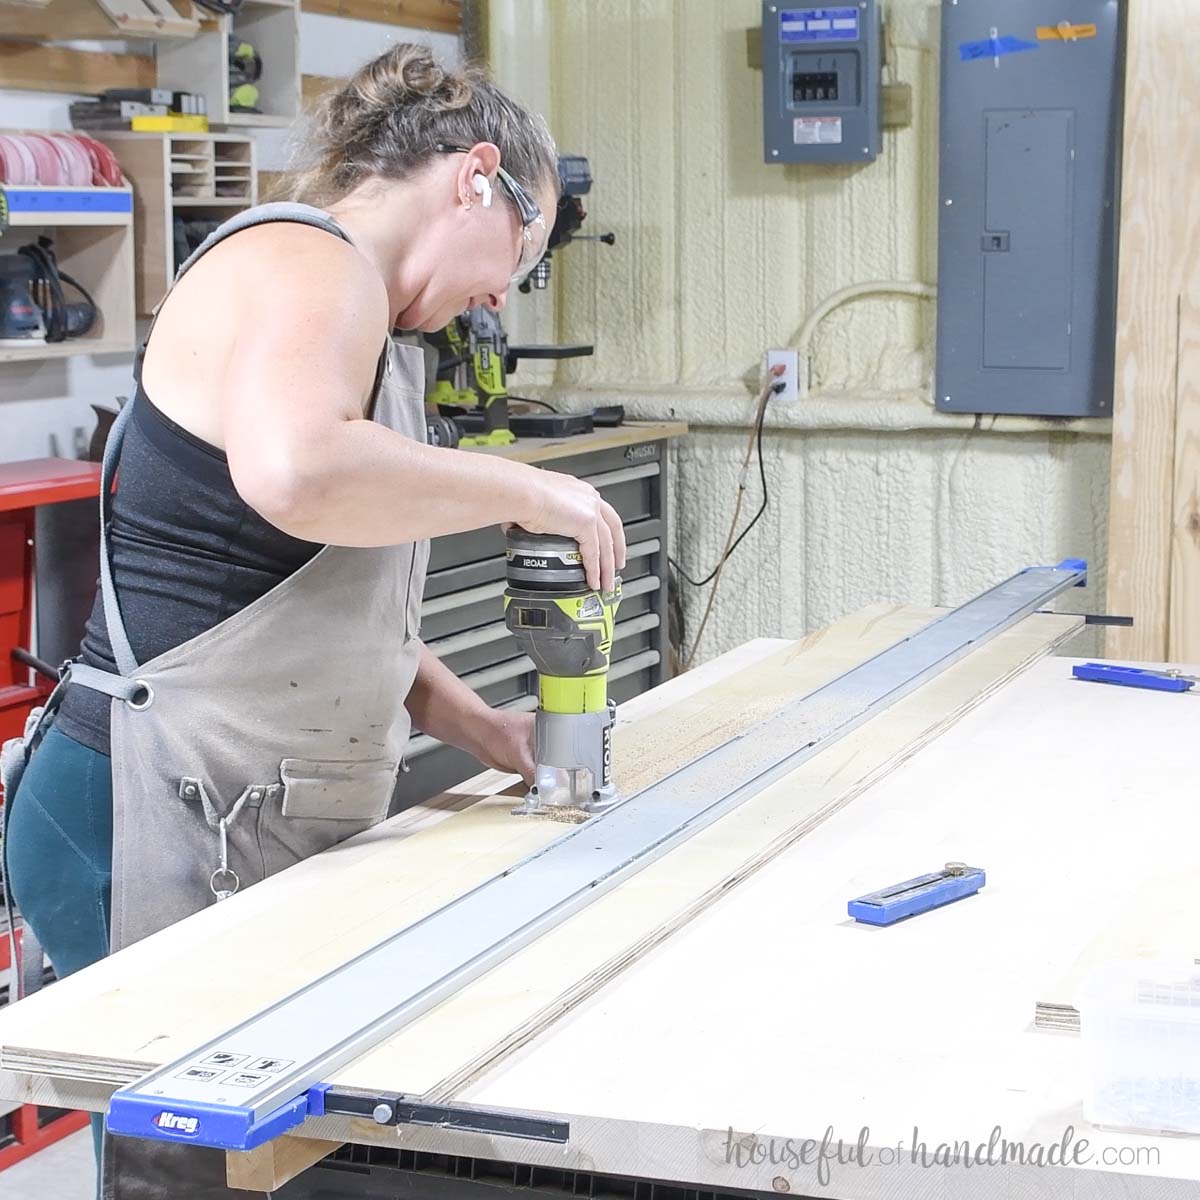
[289,44,559,208]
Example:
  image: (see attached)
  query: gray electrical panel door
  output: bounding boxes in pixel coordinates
[935,1,1122,417]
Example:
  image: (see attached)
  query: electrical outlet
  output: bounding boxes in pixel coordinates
[765,349,799,402]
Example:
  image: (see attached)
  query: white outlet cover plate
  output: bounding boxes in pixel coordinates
[765,349,799,402]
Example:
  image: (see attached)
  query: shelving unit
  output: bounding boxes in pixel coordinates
[156,0,301,129]
[0,182,135,363]
[0,0,200,41]
[95,132,257,314]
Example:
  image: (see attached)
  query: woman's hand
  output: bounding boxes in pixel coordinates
[516,471,627,593]
[476,709,536,785]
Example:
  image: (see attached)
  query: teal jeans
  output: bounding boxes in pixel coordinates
[6,725,114,1167]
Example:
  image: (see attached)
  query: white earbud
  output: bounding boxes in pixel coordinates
[472,173,493,208]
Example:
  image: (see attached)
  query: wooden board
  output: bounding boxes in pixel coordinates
[8,637,1200,1200]
[418,655,1200,1200]
[0,41,154,95]
[0,608,1078,1096]
[1036,865,1200,1032]
[0,0,198,38]
[1106,0,1200,661]
[299,0,459,31]
[1170,294,1200,662]
[301,73,339,105]
[472,421,687,466]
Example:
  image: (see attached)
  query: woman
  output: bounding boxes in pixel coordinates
[1,43,625,1199]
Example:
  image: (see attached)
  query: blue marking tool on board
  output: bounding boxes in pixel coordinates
[1071,662,1197,694]
[848,863,985,926]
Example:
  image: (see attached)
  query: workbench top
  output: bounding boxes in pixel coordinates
[466,420,687,465]
[4,609,1198,1199]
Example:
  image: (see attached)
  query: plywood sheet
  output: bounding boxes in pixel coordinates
[0,607,1078,1101]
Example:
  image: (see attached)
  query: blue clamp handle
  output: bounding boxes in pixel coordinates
[1072,662,1195,693]
[848,864,985,926]
[1024,557,1087,587]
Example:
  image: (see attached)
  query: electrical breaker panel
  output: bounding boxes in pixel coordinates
[935,0,1122,417]
[762,2,882,164]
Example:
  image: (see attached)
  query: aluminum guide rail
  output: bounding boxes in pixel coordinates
[106,562,1086,1151]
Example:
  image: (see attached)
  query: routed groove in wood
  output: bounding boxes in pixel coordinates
[299,0,460,31]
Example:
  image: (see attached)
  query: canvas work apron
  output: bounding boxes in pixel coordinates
[3,203,430,1198]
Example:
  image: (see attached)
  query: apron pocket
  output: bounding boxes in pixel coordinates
[279,757,398,820]
[258,757,397,877]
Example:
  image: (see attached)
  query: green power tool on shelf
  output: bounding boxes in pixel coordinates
[504,528,621,818]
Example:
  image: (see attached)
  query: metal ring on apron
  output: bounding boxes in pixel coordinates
[209,866,240,899]
[127,680,155,710]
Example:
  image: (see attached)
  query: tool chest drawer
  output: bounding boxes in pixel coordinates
[399,434,675,810]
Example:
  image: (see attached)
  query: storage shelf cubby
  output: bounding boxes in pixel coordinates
[155,0,301,129]
[0,182,136,363]
[95,132,258,315]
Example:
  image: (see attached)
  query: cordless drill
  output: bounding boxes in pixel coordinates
[503,528,621,818]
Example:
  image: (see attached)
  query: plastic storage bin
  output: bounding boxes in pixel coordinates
[1079,959,1200,1135]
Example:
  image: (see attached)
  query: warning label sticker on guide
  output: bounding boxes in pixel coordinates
[794,116,843,145]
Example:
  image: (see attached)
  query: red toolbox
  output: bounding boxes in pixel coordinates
[0,457,102,1170]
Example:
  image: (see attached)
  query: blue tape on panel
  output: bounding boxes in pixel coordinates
[958,34,1038,62]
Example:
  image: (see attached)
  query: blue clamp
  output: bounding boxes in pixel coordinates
[1023,557,1087,587]
[848,863,985,926]
[106,1082,332,1151]
[1072,662,1197,694]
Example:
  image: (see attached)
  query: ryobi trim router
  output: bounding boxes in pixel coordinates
[503,528,621,816]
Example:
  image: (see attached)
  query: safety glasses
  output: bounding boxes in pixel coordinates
[435,143,549,283]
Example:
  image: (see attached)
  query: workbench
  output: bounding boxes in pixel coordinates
[406,420,686,803]
[2,598,1198,1199]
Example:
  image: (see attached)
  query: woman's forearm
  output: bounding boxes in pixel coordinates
[405,646,536,783]
[405,643,493,757]
[244,419,541,547]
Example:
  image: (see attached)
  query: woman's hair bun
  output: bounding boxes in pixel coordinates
[290,42,558,208]
[374,43,473,108]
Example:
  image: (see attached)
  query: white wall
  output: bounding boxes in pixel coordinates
[487,0,1111,660]
[0,21,460,461]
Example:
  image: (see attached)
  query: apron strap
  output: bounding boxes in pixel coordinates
[98,399,139,676]
[69,662,146,703]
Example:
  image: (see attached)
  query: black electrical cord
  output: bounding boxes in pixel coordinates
[678,377,783,668]
[18,238,97,343]
[669,380,779,589]
[507,396,559,413]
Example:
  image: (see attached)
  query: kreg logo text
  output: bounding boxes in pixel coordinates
[153,1111,200,1136]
